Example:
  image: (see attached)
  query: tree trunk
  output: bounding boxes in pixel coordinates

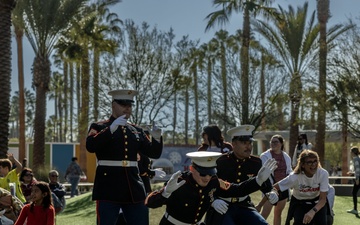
[79,50,90,174]
[93,49,100,121]
[341,110,348,184]
[0,0,15,157]
[315,0,329,165]
[32,55,51,171]
[241,8,250,124]
[207,58,212,124]
[15,25,26,161]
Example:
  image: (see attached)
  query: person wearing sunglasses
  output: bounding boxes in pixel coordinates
[86,89,163,225]
[146,151,277,225]
[206,125,278,225]
[273,149,329,225]
[20,168,37,203]
[48,170,66,214]
[292,133,313,168]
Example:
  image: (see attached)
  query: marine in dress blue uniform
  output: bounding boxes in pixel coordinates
[86,89,163,225]
[145,151,276,225]
[206,125,275,225]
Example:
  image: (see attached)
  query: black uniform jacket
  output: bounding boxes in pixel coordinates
[145,171,262,224]
[138,153,154,193]
[215,152,272,204]
[86,116,163,203]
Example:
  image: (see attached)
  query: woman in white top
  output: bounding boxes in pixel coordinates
[256,134,292,225]
[292,133,313,168]
[274,149,329,225]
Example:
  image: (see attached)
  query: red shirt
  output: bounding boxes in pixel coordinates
[14,204,55,225]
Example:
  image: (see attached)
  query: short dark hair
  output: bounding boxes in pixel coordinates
[72,157,78,161]
[0,159,12,170]
[351,146,359,155]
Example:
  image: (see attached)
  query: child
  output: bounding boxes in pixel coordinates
[0,153,26,203]
[15,181,55,225]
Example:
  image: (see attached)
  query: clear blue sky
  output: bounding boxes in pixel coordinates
[10,0,360,114]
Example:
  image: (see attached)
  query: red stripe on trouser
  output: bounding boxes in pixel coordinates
[96,200,100,224]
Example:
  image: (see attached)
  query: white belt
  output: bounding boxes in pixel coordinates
[97,160,138,167]
[220,195,248,203]
[164,212,194,225]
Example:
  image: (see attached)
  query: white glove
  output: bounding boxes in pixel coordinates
[147,123,162,141]
[110,115,127,134]
[256,158,277,185]
[211,199,229,215]
[154,168,166,178]
[162,170,186,198]
[266,190,279,204]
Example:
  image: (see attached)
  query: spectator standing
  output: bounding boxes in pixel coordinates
[145,151,277,225]
[0,153,26,203]
[65,157,83,198]
[14,181,55,225]
[274,149,329,225]
[19,168,37,203]
[256,134,292,225]
[292,133,313,168]
[198,124,233,153]
[86,89,163,225]
[347,146,360,215]
[206,125,277,225]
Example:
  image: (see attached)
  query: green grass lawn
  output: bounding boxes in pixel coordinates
[57,191,360,225]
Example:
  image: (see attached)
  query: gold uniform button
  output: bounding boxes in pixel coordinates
[200,201,203,204]
[125,155,128,159]
[185,203,188,207]
[125,135,128,138]
[125,141,128,145]
[198,207,201,210]
[237,179,240,183]
[201,196,204,199]
[199,190,202,193]
[238,165,241,169]
[104,173,107,176]
[125,148,128,152]
[238,172,241,176]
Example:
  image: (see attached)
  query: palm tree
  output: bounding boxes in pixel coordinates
[0,0,16,157]
[205,0,277,124]
[252,3,319,158]
[21,0,87,171]
[12,0,27,160]
[210,30,231,132]
[315,0,329,164]
[253,2,352,158]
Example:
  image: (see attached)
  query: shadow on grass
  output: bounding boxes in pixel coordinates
[60,192,95,217]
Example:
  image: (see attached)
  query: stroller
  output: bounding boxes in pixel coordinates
[0,187,24,225]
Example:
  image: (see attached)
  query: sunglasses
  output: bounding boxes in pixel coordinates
[50,175,58,177]
[305,160,318,166]
[194,166,213,177]
[114,100,133,107]
[24,174,33,177]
